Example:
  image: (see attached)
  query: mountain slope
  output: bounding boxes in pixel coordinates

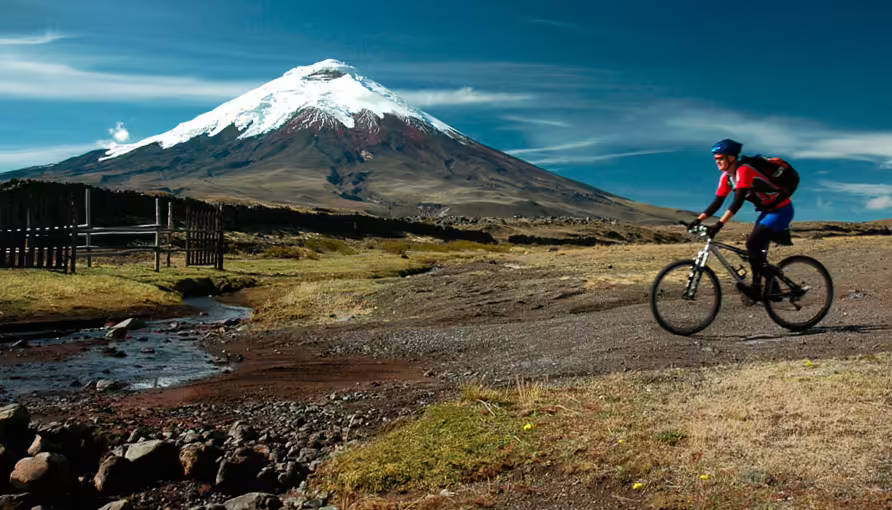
[5,60,684,222]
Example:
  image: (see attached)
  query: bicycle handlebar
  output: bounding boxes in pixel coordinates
[678,220,709,237]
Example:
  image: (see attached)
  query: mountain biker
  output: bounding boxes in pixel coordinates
[686,138,795,303]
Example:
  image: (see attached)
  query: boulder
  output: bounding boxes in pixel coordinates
[222,493,282,510]
[124,440,180,482]
[0,444,14,485]
[37,422,103,473]
[8,452,72,496]
[0,493,32,510]
[0,405,30,445]
[97,499,132,510]
[26,434,61,456]
[215,447,268,494]
[93,455,135,494]
[179,443,220,482]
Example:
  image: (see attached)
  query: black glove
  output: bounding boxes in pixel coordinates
[705,222,724,238]
[684,218,702,229]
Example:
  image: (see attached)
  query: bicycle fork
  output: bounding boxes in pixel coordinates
[684,243,711,299]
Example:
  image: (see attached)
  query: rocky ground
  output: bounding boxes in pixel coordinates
[1,230,890,509]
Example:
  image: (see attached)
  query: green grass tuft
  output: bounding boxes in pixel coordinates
[319,401,534,493]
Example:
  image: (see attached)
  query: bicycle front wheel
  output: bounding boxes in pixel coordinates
[651,260,722,336]
[763,255,834,331]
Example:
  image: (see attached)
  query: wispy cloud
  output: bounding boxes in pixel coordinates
[662,106,892,166]
[525,18,580,29]
[501,115,569,128]
[397,87,533,107]
[817,180,892,210]
[0,143,105,172]
[506,137,600,155]
[0,58,259,102]
[527,150,675,166]
[0,31,65,45]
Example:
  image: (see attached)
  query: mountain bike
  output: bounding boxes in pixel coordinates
[650,224,833,336]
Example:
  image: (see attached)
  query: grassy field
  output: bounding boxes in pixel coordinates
[0,235,511,325]
[318,354,892,509]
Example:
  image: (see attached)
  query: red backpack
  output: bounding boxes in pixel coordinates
[739,155,800,198]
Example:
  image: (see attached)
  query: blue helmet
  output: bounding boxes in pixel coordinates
[712,138,742,156]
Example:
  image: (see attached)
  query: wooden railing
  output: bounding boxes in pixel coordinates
[0,189,223,273]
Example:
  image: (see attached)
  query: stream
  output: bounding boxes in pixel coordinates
[0,297,251,398]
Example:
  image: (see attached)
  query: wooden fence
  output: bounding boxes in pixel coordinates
[0,189,224,273]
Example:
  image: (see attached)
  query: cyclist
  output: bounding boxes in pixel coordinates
[686,138,795,303]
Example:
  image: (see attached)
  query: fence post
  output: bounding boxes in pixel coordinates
[70,199,77,274]
[185,206,191,266]
[154,198,160,272]
[216,204,224,270]
[167,202,172,267]
[85,188,92,268]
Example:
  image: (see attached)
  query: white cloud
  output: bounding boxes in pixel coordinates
[866,196,892,210]
[0,58,259,102]
[108,121,130,143]
[0,32,65,45]
[816,180,892,196]
[528,150,675,166]
[816,180,892,211]
[397,87,533,107]
[0,143,105,172]
[501,115,570,128]
[506,138,600,155]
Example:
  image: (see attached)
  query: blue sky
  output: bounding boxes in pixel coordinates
[2,0,891,221]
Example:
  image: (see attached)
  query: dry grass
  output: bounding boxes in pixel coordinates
[320,354,892,509]
[541,354,892,508]
[0,269,180,322]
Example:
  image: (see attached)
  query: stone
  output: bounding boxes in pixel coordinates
[124,440,180,481]
[228,421,258,443]
[105,327,128,340]
[97,500,133,510]
[0,404,30,445]
[215,447,268,494]
[179,443,220,482]
[222,493,282,510]
[0,493,32,510]
[112,318,146,331]
[36,422,102,473]
[94,455,134,494]
[9,452,72,496]
[126,427,148,444]
[26,434,61,456]
[95,380,121,392]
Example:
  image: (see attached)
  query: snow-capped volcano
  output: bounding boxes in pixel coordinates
[5,59,684,222]
[103,59,462,159]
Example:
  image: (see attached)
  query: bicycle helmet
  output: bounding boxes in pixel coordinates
[711,138,742,156]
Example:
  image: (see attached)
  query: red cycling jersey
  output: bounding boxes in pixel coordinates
[716,164,793,211]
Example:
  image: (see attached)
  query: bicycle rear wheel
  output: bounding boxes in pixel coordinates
[763,255,833,331]
[651,260,722,336]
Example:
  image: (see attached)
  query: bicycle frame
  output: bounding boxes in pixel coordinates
[686,229,804,302]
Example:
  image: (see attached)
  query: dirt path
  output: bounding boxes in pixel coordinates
[313,236,891,385]
[119,236,892,406]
